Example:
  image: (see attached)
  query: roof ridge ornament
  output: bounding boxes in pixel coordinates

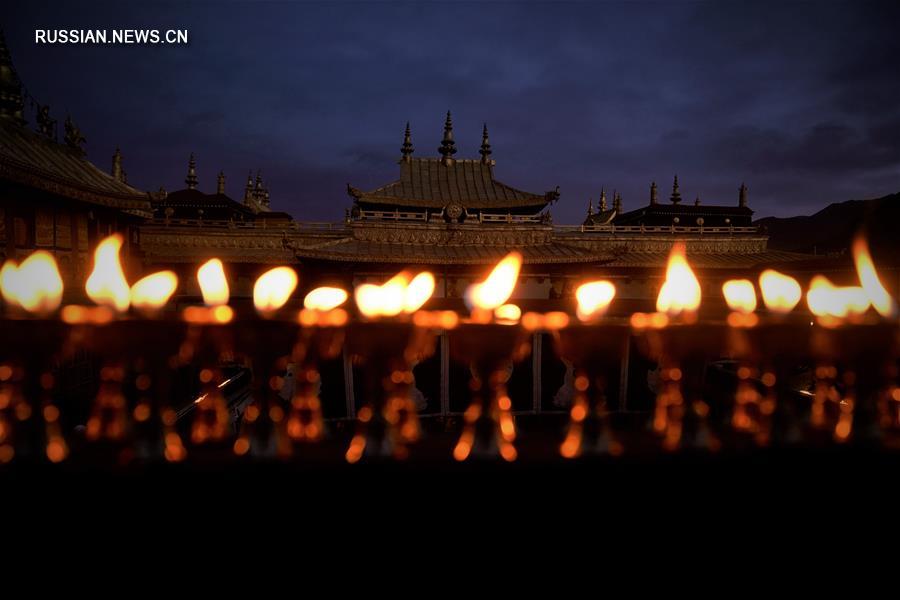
[217,171,226,195]
[438,110,457,166]
[185,153,198,189]
[586,197,594,216]
[0,29,26,125]
[244,171,254,204]
[63,115,86,154]
[111,147,123,181]
[599,188,607,211]
[479,123,492,164]
[739,182,748,207]
[613,191,622,214]
[650,181,658,205]
[670,175,681,204]
[400,122,414,161]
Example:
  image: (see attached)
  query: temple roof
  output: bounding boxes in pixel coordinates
[0,119,152,217]
[292,237,595,265]
[348,158,558,211]
[615,203,753,223]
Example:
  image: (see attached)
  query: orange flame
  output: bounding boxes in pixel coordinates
[853,237,896,317]
[130,271,178,312]
[85,234,130,312]
[575,280,616,321]
[806,275,869,319]
[656,242,701,316]
[494,303,522,323]
[0,251,64,314]
[197,258,229,306]
[758,270,802,314]
[355,271,435,318]
[303,286,348,311]
[253,266,298,314]
[404,272,436,313]
[465,252,522,311]
[722,279,757,314]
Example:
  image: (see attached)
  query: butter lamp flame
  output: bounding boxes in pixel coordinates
[85,234,130,312]
[197,258,229,306]
[806,275,869,319]
[655,242,701,316]
[130,271,178,312]
[0,251,64,314]
[575,280,616,321]
[303,286,348,311]
[465,251,522,311]
[758,269,802,314]
[722,279,757,314]
[853,237,896,318]
[253,266,298,314]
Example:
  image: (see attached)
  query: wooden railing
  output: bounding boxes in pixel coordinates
[147,217,758,236]
[553,224,758,235]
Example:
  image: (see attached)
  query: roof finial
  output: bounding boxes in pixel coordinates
[670,175,681,204]
[694,195,701,206]
[613,191,622,214]
[599,187,607,211]
[400,122,414,161]
[739,182,748,207]
[111,147,123,182]
[244,171,253,204]
[0,30,26,125]
[479,123,492,164]
[650,181,658,205]
[438,110,457,165]
[185,153,198,189]
[217,171,226,195]
[587,197,594,216]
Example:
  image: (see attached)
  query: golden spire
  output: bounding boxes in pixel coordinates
[185,153,198,190]
[438,111,457,165]
[670,175,681,204]
[400,122,414,161]
[479,123,492,164]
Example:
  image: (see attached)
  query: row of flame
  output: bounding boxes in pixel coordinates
[0,234,896,326]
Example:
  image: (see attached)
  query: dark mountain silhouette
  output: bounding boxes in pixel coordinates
[756,192,900,264]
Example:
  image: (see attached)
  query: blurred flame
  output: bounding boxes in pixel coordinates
[806,275,869,319]
[758,270,802,314]
[853,237,896,317]
[656,242,701,315]
[494,303,522,322]
[253,266,298,314]
[85,235,130,311]
[130,271,177,312]
[722,279,757,314]
[197,259,229,306]
[355,271,435,318]
[404,272,435,313]
[575,280,616,321]
[0,251,64,314]
[465,252,522,310]
[303,286,348,311]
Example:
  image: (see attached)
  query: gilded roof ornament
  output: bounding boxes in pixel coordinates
[438,111,457,165]
[670,175,681,204]
[479,123,492,164]
[64,115,86,154]
[400,122,414,161]
[185,153,198,189]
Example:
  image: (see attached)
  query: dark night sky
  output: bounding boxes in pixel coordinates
[6,1,900,223]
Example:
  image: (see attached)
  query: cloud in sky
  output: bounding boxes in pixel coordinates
[7,0,899,222]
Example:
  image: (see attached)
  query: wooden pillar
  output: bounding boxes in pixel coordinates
[342,344,355,419]
[532,334,542,413]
